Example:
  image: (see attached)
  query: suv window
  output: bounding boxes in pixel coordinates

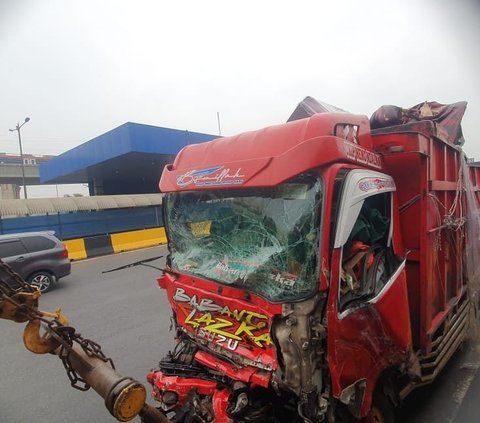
[22,236,56,253]
[0,240,28,258]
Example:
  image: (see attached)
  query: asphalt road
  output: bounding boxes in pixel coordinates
[0,246,171,423]
[1,246,479,423]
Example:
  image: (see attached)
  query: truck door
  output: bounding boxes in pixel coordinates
[327,169,412,417]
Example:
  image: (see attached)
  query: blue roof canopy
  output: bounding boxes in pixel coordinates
[40,122,218,195]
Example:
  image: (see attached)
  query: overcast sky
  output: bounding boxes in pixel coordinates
[1,0,479,164]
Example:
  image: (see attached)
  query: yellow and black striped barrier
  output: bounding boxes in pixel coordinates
[63,228,167,261]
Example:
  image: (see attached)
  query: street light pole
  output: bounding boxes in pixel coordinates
[9,117,30,199]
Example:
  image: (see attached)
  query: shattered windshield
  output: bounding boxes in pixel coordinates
[164,174,322,302]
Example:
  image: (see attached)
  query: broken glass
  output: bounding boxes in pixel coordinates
[164,174,322,302]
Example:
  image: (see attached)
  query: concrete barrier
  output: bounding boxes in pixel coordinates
[64,238,87,261]
[64,227,167,261]
[111,228,167,253]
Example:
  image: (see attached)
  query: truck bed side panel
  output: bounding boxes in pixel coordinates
[373,129,479,354]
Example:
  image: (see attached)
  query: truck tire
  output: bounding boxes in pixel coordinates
[364,392,394,423]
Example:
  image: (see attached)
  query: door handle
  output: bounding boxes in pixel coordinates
[16,256,26,262]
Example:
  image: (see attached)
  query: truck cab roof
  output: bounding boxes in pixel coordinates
[160,113,381,192]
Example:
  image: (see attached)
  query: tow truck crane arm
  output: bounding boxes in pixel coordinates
[0,260,171,423]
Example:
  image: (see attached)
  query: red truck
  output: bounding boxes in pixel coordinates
[147,100,480,422]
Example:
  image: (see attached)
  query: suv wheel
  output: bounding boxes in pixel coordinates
[28,271,55,293]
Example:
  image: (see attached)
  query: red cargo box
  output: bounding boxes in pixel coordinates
[372,121,480,358]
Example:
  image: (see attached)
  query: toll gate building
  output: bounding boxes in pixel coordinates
[40,122,217,195]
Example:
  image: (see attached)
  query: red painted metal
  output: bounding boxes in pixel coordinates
[146,370,233,422]
[157,273,282,369]
[372,126,476,354]
[327,245,412,416]
[194,350,270,388]
[160,113,380,193]
[212,389,234,423]
[150,111,480,421]
[146,371,218,408]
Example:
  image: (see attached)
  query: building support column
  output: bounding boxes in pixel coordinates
[0,184,21,199]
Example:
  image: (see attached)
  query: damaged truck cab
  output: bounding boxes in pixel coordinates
[148,109,480,422]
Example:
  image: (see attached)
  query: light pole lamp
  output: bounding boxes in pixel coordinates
[9,117,30,199]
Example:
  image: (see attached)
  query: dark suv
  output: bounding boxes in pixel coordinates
[0,231,71,292]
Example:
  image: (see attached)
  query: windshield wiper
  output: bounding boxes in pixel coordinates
[102,255,164,273]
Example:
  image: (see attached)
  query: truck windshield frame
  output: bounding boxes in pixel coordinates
[164,174,323,302]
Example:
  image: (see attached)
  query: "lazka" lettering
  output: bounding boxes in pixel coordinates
[173,287,272,348]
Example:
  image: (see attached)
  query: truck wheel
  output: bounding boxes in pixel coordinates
[364,392,394,423]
